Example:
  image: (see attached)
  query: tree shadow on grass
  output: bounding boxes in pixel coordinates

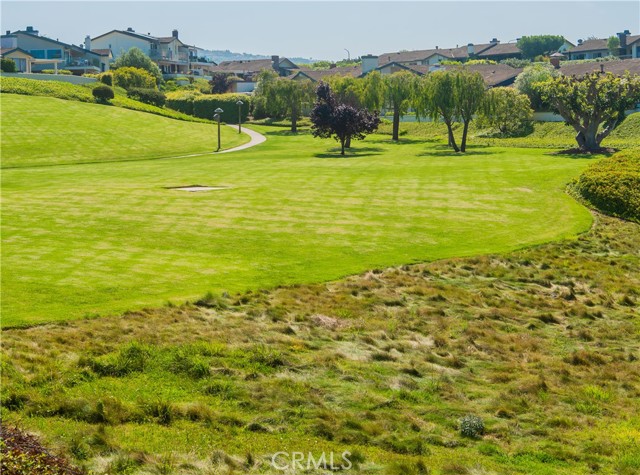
[417,144,494,157]
[263,129,311,137]
[313,146,384,159]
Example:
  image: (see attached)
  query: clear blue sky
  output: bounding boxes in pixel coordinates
[2,1,638,60]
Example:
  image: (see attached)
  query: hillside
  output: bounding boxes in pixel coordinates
[0,95,249,168]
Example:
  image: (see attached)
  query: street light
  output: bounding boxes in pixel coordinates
[214,107,223,152]
[236,100,244,134]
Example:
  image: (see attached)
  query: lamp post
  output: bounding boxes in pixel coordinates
[214,107,223,152]
[236,100,244,134]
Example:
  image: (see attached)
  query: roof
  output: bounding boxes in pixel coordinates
[568,39,608,53]
[626,34,640,46]
[0,47,34,57]
[9,30,104,58]
[441,63,523,87]
[376,43,498,65]
[157,36,187,47]
[92,29,158,43]
[559,58,640,77]
[292,65,362,81]
[477,42,521,57]
[211,58,298,74]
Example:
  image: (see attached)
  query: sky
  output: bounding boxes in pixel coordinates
[2,1,639,60]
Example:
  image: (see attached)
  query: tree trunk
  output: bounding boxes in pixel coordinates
[346,136,351,148]
[445,121,460,152]
[392,107,400,141]
[291,114,297,133]
[341,138,346,155]
[460,121,470,152]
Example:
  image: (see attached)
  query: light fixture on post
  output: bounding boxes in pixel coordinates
[236,100,244,134]
[214,107,223,152]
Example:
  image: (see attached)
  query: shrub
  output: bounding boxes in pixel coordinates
[127,87,166,107]
[570,150,640,223]
[1,58,17,73]
[40,69,73,75]
[479,87,533,136]
[165,91,250,122]
[92,84,114,103]
[459,414,485,438]
[99,72,113,86]
[112,66,156,91]
[111,47,162,85]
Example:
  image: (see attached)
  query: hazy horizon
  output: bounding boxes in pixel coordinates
[2,1,638,61]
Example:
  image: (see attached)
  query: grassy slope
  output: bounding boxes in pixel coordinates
[2,119,593,325]
[0,95,249,168]
[1,214,638,475]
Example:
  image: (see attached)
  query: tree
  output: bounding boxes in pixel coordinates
[515,63,560,110]
[209,72,231,94]
[414,71,460,152]
[264,78,315,132]
[607,36,621,57]
[453,69,486,152]
[361,71,385,112]
[383,72,415,141]
[479,87,533,136]
[326,75,363,107]
[252,70,279,119]
[112,47,162,85]
[516,35,565,59]
[310,82,380,155]
[92,84,114,104]
[1,58,17,72]
[537,72,640,152]
[112,67,157,90]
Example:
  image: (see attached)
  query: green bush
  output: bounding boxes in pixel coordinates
[112,66,156,91]
[40,69,73,75]
[165,91,250,123]
[92,84,114,103]
[127,87,166,108]
[99,72,113,86]
[1,58,17,72]
[570,150,640,223]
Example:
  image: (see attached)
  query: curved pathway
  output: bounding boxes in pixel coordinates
[216,125,267,154]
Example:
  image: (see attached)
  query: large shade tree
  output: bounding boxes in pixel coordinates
[112,47,163,85]
[310,82,380,155]
[516,35,566,59]
[383,72,415,141]
[537,71,640,152]
[264,78,315,132]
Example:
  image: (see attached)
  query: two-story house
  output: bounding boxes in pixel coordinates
[1,26,110,73]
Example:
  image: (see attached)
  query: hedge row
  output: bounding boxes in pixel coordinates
[570,150,640,223]
[165,91,250,123]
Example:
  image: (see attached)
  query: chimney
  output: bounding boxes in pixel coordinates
[578,39,583,45]
[600,64,605,73]
[26,26,39,35]
[617,31,628,49]
[127,27,134,32]
[5,30,10,35]
[490,38,499,44]
[271,55,280,73]
[172,29,179,39]
[467,43,475,56]
[549,52,564,69]
[84,35,91,50]
[361,54,378,74]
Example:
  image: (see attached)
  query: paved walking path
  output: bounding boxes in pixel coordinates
[216,125,266,154]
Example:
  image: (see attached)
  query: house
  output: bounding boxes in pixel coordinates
[559,58,640,77]
[618,31,640,58]
[91,28,213,77]
[0,47,35,73]
[566,38,610,60]
[209,56,299,92]
[290,65,362,82]
[475,41,522,61]
[1,26,110,74]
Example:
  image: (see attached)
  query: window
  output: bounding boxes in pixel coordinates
[46,49,62,59]
[30,49,45,59]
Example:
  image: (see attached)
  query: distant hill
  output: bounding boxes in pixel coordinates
[198,49,317,64]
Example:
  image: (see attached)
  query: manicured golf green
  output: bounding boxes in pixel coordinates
[1,94,594,326]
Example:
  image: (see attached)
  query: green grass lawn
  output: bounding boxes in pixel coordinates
[1,94,595,326]
[0,95,249,168]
